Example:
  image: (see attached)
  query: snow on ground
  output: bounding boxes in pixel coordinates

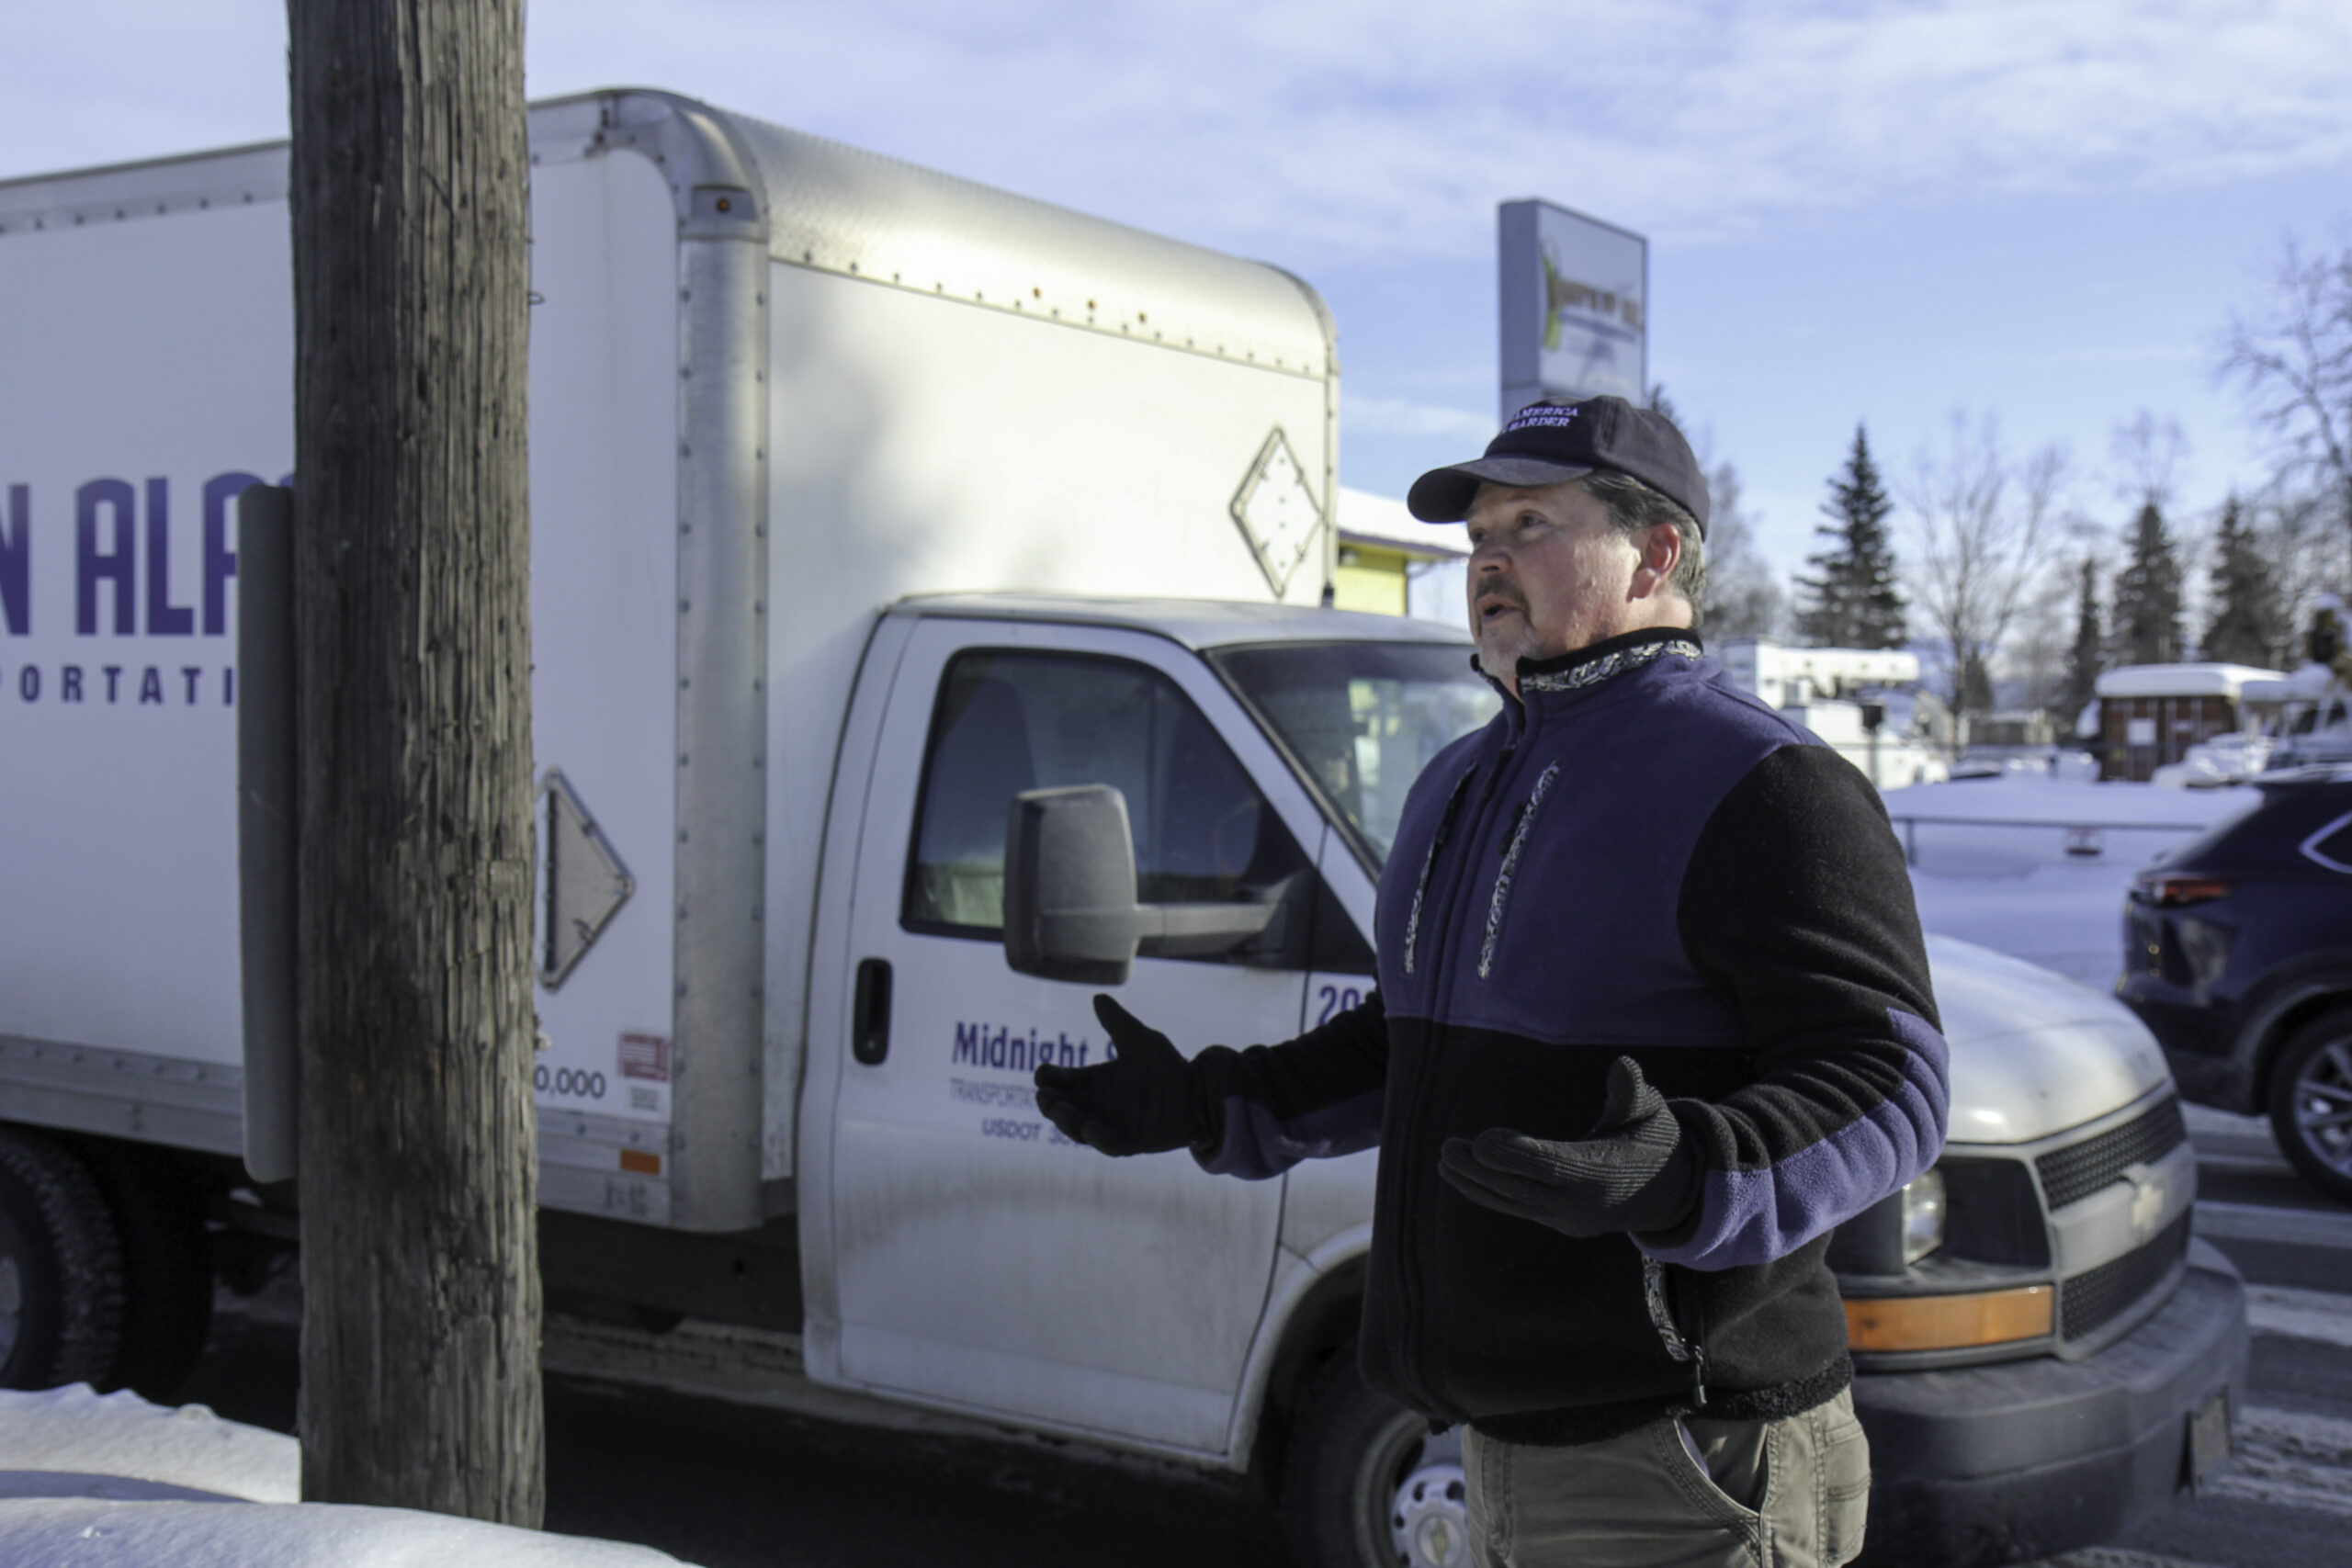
[1882,776,2260,987]
[0,1386,695,1568]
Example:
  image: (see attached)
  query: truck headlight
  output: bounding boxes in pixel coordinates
[1899,1168,1947,1266]
[1826,1168,1948,1276]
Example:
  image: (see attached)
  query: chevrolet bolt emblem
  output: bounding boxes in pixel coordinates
[2123,1162,2168,1237]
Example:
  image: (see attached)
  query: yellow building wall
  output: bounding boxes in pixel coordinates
[1332,544,1410,616]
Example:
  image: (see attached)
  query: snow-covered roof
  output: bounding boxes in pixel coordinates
[2094,662,2286,700]
[1336,486,1469,559]
[1719,639,1921,685]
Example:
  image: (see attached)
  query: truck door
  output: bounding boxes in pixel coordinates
[828,617,1320,1455]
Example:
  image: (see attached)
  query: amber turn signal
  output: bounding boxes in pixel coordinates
[2137,875,2233,908]
[1845,1285,2054,1351]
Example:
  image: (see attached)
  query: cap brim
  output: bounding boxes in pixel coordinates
[1406,457,1597,522]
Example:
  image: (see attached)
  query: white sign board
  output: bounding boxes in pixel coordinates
[1498,199,1647,419]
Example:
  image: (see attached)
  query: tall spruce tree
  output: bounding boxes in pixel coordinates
[2203,496,2286,667]
[1796,424,1905,648]
[2064,557,2104,720]
[2109,501,2185,665]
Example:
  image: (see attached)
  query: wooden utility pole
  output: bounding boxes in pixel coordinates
[286,0,542,1523]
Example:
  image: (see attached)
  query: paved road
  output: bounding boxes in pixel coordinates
[182,1107,2352,1568]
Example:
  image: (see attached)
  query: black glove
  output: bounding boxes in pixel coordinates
[1438,1057,1697,1236]
[1034,995,1208,1156]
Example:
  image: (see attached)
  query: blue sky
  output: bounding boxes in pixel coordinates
[8,0,2348,588]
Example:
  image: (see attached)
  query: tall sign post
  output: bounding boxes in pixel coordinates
[1498,199,1648,419]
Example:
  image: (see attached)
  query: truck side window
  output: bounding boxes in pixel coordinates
[903,649,1313,966]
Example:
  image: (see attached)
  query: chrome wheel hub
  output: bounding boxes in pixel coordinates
[2292,1041,2352,1175]
[1389,1457,1469,1567]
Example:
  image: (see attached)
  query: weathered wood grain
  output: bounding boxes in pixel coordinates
[286,0,542,1525]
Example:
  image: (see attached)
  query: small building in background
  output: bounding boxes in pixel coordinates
[1718,639,1948,788]
[2092,663,2283,782]
[1332,487,1470,623]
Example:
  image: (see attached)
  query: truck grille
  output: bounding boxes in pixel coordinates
[2060,1213,2190,1341]
[2035,1095,2187,1211]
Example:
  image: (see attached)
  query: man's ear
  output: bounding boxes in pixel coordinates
[1630,522,1681,601]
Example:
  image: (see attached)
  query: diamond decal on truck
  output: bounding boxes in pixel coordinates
[1231,426,1324,596]
[540,769,637,990]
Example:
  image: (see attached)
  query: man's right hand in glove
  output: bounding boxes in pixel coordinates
[1034,994,1209,1156]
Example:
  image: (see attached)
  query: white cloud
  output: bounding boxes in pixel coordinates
[7,1,2346,265]
[524,0,2352,263]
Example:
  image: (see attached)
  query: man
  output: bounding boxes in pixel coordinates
[1036,395,1946,1568]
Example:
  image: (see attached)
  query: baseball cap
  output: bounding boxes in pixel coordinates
[1406,395,1712,536]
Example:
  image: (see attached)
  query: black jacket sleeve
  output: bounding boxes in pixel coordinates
[1645,743,1949,1269]
[1185,989,1389,1179]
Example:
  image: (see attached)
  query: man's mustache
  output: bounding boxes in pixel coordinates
[1476,578,1527,617]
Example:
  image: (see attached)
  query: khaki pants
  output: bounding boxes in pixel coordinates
[1462,1390,1870,1568]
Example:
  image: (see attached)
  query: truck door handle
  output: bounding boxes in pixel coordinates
[853,958,892,1065]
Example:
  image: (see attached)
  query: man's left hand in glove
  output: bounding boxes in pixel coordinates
[1438,1057,1699,1237]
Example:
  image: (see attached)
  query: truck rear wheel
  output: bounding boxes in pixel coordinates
[79,1143,214,1399]
[1283,1346,1471,1568]
[0,1127,127,1389]
[2270,1011,2352,1205]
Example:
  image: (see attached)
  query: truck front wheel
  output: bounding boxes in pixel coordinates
[0,1127,127,1390]
[1283,1347,1471,1568]
[2270,1011,2352,1204]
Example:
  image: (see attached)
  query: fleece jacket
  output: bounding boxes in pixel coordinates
[1187,626,1949,1442]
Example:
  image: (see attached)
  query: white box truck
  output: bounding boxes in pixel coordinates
[0,90,2244,1568]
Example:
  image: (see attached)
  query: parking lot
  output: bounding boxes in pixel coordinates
[175,1105,2350,1568]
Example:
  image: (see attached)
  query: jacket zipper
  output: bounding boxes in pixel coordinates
[1477,761,1559,980]
[1402,766,1477,976]
[1642,1256,1709,1409]
[1391,733,1522,1415]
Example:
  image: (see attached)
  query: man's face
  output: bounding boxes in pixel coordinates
[1464,480,1648,687]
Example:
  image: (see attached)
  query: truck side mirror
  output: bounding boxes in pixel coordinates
[1003,786,1143,985]
[1002,784,1284,984]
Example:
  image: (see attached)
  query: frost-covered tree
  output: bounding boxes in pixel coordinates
[1699,457,1784,639]
[2222,235,2352,565]
[1904,413,2066,715]
[1649,385,1781,640]
[1796,424,1905,649]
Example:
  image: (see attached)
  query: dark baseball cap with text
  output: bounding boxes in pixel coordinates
[1406,395,1712,536]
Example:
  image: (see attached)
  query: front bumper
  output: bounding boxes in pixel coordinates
[1850,1238,2248,1568]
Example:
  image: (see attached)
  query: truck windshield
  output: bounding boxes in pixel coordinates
[1213,641,1500,868]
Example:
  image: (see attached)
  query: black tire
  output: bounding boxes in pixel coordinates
[0,1126,128,1389]
[1283,1347,1471,1568]
[2269,1011,2352,1205]
[77,1142,215,1399]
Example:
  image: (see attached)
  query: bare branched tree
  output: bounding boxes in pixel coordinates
[1903,413,2069,714]
[2109,410,2190,511]
[1699,457,1785,640]
[2221,234,2352,561]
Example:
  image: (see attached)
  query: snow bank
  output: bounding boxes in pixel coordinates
[1910,861,2148,988]
[1884,776,2259,985]
[0,1386,296,1504]
[0,1387,695,1567]
[0,1497,695,1568]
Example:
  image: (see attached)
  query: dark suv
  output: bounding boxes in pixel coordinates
[2120,767,2352,1202]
